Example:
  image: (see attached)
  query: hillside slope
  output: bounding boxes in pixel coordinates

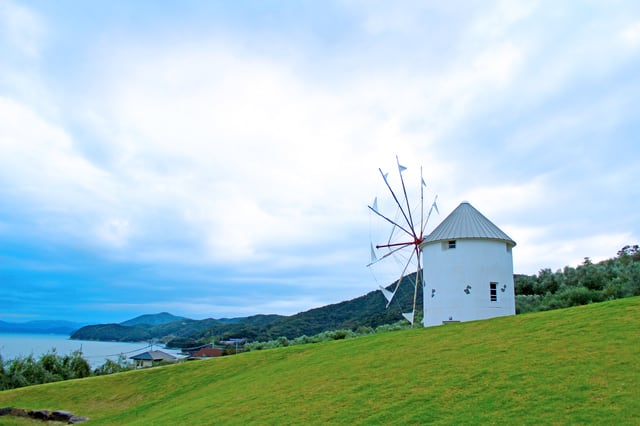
[2,297,638,425]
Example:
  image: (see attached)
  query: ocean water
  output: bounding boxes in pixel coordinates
[0,333,183,369]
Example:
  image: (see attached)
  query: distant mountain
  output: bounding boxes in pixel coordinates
[0,320,85,335]
[120,312,189,326]
[70,274,421,345]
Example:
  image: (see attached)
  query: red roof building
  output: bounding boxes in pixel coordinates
[190,347,223,359]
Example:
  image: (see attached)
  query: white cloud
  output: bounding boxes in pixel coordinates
[513,230,634,275]
[31,4,638,272]
[458,178,547,219]
[348,1,465,35]
[0,97,109,209]
[0,0,44,58]
[71,41,417,262]
[95,218,132,248]
[619,20,640,48]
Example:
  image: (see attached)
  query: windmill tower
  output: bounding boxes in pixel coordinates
[421,202,516,327]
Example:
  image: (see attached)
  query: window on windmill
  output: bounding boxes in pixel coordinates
[490,282,498,301]
[448,240,456,249]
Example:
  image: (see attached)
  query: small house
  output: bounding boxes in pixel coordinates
[188,347,223,360]
[129,350,177,368]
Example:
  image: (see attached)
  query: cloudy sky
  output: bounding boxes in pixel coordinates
[1,0,639,324]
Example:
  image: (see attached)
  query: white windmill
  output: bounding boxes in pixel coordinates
[420,201,517,326]
[367,157,439,327]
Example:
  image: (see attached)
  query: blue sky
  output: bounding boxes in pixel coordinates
[1,0,639,324]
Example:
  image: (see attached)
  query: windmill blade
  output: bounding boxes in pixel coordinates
[422,194,439,234]
[385,248,416,308]
[379,286,395,303]
[371,197,378,212]
[366,242,412,267]
[368,204,413,238]
[370,243,378,264]
[402,311,415,325]
[396,156,416,234]
[386,221,400,246]
[378,167,414,236]
[422,204,434,234]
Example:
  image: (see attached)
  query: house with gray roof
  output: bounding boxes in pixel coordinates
[129,350,177,368]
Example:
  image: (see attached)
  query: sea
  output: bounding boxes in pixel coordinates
[0,333,184,369]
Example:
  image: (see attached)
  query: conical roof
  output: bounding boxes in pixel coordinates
[422,202,515,246]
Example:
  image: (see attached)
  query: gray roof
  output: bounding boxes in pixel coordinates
[130,350,177,361]
[422,202,515,246]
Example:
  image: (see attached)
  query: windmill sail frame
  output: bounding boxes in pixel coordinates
[367,156,438,326]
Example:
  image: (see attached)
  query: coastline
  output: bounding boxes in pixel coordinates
[0,333,182,368]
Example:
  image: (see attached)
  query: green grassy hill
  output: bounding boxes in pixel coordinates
[2,297,638,425]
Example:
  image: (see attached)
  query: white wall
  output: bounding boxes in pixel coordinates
[422,239,515,327]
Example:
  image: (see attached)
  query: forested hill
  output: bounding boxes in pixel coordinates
[120,312,188,326]
[70,275,421,345]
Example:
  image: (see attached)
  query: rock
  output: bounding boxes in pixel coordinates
[50,410,74,422]
[10,407,29,417]
[0,407,88,423]
[29,409,50,420]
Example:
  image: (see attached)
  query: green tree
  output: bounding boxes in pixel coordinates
[64,350,91,379]
[39,350,65,382]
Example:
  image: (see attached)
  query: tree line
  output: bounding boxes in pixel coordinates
[0,350,132,391]
[244,320,411,351]
[515,245,640,313]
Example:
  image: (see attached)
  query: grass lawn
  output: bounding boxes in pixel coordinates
[1,297,638,425]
